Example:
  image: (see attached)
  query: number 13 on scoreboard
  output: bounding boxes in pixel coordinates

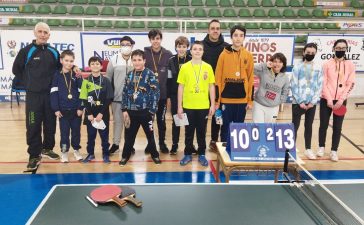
[229,123,296,153]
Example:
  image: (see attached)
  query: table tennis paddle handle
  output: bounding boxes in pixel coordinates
[123,196,143,207]
[111,196,127,207]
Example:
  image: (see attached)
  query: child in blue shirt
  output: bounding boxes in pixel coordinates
[50,50,84,163]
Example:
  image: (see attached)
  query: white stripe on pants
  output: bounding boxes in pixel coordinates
[111,102,124,145]
[252,101,279,123]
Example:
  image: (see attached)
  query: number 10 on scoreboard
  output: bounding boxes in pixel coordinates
[229,123,296,153]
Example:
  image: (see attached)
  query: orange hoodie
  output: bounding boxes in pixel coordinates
[215,45,254,105]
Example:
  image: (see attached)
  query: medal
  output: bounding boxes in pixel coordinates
[96,101,100,106]
[133,92,138,101]
[195,87,200,93]
[339,84,343,88]
[67,94,73,99]
[91,75,102,107]
[191,61,202,95]
[235,72,240,77]
[151,49,162,79]
[62,70,73,100]
[154,72,158,77]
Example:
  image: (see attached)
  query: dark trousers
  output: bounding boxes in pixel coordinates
[26,92,56,159]
[210,115,220,142]
[291,104,316,149]
[156,99,167,145]
[59,110,82,152]
[86,120,110,155]
[122,110,159,159]
[220,104,247,142]
[170,95,180,145]
[319,98,346,151]
[184,109,209,155]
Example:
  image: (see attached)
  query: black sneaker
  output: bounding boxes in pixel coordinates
[160,143,169,154]
[41,149,60,160]
[144,146,150,154]
[152,157,162,165]
[27,156,41,170]
[109,144,119,154]
[119,158,128,167]
[170,144,178,155]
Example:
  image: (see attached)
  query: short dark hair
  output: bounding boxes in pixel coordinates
[88,56,102,66]
[208,19,220,29]
[148,29,162,40]
[230,25,246,38]
[190,40,204,50]
[333,39,348,48]
[60,50,74,59]
[120,36,135,45]
[270,53,287,73]
[131,49,145,59]
[175,36,190,48]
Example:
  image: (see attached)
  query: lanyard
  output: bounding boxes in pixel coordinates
[151,49,162,75]
[61,70,73,97]
[191,61,202,89]
[335,60,346,87]
[91,75,102,100]
[233,49,242,77]
[132,69,143,93]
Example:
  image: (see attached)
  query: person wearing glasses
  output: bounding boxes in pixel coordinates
[318,39,356,162]
[106,36,135,155]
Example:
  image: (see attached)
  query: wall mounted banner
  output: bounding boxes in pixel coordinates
[307,34,364,72]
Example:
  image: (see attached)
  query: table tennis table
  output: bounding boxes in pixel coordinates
[27,182,364,225]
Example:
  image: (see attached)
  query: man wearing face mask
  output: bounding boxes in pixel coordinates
[106,36,134,155]
[291,43,323,160]
[318,39,356,162]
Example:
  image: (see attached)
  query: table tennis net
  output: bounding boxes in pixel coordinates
[284,153,364,225]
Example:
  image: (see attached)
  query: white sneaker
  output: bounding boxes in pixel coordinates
[73,150,83,161]
[316,147,325,157]
[330,151,339,162]
[304,149,316,160]
[61,152,69,163]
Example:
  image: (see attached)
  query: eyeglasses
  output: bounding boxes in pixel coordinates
[334,47,347,51]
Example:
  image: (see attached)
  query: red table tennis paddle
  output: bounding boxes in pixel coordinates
[90,185,127,208]
[333,105,347,116]
[119,186,143,207]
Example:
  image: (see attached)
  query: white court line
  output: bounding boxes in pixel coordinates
[26,185,58,225]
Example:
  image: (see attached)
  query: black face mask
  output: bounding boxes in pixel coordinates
[335,51,346,59]
[305,54,315,62]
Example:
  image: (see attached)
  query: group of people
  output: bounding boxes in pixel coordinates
[13,20,355,171]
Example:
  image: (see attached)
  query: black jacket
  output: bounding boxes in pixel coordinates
[202,34,229,72]
[167,53,192,97]
[12,40,61,93]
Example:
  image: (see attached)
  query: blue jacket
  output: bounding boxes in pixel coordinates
[121,68,160,114]
[50,70,83,112]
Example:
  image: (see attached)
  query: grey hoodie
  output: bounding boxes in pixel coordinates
[254,63,290,107]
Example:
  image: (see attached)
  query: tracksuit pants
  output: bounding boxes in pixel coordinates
[86,119,110,156]
[156,99,167,146]
[59,109,82,152]
[291,104,316,150]
[184,109,209,155]
[122,110,159,159]
[26,92,56,159]
[319,98,346,151]
[170,95,180,146]
[111,102,124,145]
[220,103,247,142]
